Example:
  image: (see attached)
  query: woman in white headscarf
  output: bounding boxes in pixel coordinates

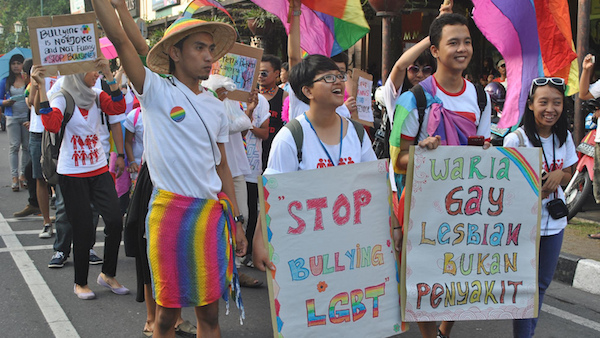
[32,57,129,300]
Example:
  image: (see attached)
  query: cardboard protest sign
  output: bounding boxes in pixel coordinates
[28,12,100,76]
[259,160,405,337]
[211,43,263,102]
[348,68,374,127]
[401,146,542,321]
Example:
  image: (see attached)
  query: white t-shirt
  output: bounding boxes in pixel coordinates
[123,107,144,165]
[47,77,124,155]
[50,94,107,175]
[265,114,377,174]
[588,80,600,142]
[400,78,491,142]
[30,77,59,133]
[226,131,252,178]
[133,68,229,200]
[382,77,403,124]
[503,127,577,236]
[288,91,351,121]
[245,94,270,183]
[382,77,404,192]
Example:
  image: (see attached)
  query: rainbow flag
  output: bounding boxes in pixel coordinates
[472,0,578,129]
[250,0,369,56]
[182,0,235,23]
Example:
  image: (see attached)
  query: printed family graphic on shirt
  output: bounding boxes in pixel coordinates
[70,134,100,166]
[316,157,355,168]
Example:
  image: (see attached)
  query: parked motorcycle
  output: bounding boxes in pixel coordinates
[485,82,510,146]
[564,99,600,220]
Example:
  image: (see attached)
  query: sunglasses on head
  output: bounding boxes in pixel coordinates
[259,71,269,77]
[407,65,433,75]
[529,77,565,97]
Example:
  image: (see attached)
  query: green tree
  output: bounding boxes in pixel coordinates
[0,0,69,52]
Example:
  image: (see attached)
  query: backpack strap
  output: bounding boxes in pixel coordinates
[409,84,427,145]
[514,129,525,147]
[284,118,304,164]
[349,119,365,147]
[474,84,487,114]
[58,89,75,142]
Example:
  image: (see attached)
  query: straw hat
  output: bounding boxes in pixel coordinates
[147,18,236,74]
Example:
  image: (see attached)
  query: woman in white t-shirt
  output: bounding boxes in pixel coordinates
[503,77,576,338]
[253,55,377,270]
[33,58,129,301]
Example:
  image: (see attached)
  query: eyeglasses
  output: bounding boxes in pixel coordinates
[529,77,565,96]
[407,65,433,76]
[259,71,269,77]
[498,64,506,68]
[311,73,348,84]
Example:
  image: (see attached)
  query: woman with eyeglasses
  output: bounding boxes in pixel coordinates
[1,54,31,191]
[252,55,377,270]
[503,77,576,338]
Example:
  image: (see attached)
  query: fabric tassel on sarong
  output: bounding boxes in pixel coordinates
[146,189,244,322]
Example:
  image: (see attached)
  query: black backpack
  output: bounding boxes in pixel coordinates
[410,83,487,145]
[41,89,75,185]
[284,117,365,164]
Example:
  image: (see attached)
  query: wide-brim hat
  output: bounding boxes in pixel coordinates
[147,18,236,74]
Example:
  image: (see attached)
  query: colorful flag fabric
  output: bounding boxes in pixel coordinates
[250,0,369,56]
[182,0,235,23]
[472,0,578,128]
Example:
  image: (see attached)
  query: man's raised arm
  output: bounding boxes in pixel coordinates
[92,0,146,93]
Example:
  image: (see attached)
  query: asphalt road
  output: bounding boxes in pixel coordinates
[0,129,599,338]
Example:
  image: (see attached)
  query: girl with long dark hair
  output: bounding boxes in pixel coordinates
[503,77,577,337]
[1,54,30,191]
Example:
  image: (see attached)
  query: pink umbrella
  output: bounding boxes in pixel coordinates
[99,37,118,59]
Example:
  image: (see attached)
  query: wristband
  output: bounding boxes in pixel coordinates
[292,10,301,16]
[106,79,117,85]
[117,153,125,158]
[40,101,50,109]
[129,161,137,165]
[393,227,402,230]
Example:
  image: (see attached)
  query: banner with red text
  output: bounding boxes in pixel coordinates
[402,146,542,321]
[259,160,405,337]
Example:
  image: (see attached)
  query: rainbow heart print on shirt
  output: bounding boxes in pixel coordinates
[170,106,186,122]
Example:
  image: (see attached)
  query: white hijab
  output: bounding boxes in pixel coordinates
[54,73,97,110]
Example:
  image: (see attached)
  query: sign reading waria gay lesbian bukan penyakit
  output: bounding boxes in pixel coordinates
[402,146,542,322]
[259,160,405,337]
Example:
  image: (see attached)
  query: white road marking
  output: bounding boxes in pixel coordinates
[0,213,80,338]
[2,227,105,236]
[0,240,124,254]
[542,304,600,332]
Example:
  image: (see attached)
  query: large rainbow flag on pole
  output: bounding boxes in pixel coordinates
[472,0,578,129]
[250,0,369,56]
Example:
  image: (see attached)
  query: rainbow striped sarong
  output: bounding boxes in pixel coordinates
[146,189,244,320]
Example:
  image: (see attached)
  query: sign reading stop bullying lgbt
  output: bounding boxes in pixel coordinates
[402,146,542,321]
[259,160,404,337]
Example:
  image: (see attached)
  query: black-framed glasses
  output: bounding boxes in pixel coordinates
[498,64,506,68]
[259,71,269,77]
[311,73,348,84]
[529,77,565,97]
[407,65,433,76]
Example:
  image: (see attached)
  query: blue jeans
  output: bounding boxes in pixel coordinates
[513,230,564,338]
[29,132,42,179]
[6,116,30,177]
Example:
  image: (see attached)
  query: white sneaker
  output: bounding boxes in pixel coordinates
[39,224,53,238]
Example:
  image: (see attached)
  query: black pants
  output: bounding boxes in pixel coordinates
[246,182,259,255]
[59,172,123,286]
[24,160,38,207]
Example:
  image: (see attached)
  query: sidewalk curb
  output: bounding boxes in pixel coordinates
[555,252,600,295]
